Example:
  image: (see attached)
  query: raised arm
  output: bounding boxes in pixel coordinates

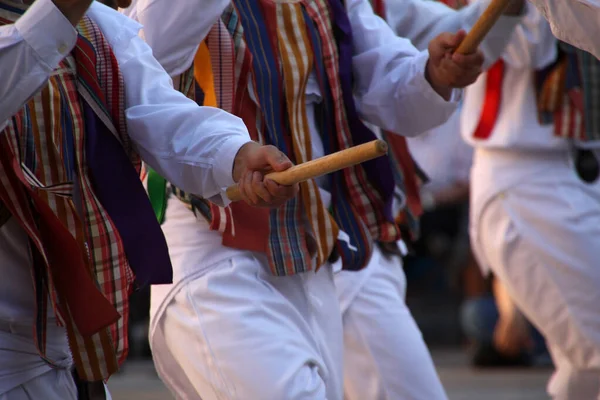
[385,0,525,68]
[348,0,482,137]
[499,3,556,69]
[122,0,230,77]
[527,0,600,59]
[0,0,89,124]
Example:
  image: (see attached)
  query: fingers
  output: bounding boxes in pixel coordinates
[437,49,483,88]
[263,145,293,172]
[265,179,299,203]
[238,173,298,208]
[447,29,467,49]
[236,143,297,207]
[252,171,273,204]
[434,30,467,52]
[451,50,484,67]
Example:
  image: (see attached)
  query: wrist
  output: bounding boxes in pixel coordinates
[232,141,259,182]
[425,59,452,101]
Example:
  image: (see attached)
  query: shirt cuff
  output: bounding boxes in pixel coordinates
[15,0,78,71]
[213,135,253,205]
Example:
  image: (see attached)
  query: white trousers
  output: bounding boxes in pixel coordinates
[334,246,448,400]
[0,320,76,399]
[149,200,344,400]
[474,170,600,400]
[0,369,76,400]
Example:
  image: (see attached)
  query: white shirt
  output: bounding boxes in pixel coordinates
[528,0,600,59]
[380,0,524,193]
[0,0,250,391]
[408,108,473,193]
[461,4,558,152]
[461,4,559,248]
[385,0,524,68]
[122,0,464,267]
[123,0,461,139]
[1,0,252,207]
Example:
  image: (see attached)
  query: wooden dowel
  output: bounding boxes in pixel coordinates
[455,0,513,54]
[226,139,389,202]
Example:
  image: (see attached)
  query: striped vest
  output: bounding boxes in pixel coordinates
[537,42,600,142]
[168,0,400,275]
[0,5,137,381]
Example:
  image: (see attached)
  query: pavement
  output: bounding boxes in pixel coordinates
[107,349,552,400]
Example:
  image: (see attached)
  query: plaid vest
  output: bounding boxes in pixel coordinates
[537,42,600,142]
[0,5,138,381]
[165,0,400,275]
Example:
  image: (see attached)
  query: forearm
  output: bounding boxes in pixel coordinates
[389,0,524,65]
[349,0,460,136]
[117,35,251,205]
[0,0,77,124]
[527,0,600,59]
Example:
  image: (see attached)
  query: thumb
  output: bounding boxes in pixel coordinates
[263,145,293,172]
[446,30,467,50]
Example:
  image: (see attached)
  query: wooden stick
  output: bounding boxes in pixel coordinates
[226,139,388,202]
[455,0,512,54]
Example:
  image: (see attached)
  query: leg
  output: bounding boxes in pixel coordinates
[0,369,77,400]
[338,246,448,400]
[460,294,498,345]
[151,255,342,400]
[476,178,600,399]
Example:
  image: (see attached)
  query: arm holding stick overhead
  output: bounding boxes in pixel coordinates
[526,0,600,59]
[455,0,514,54]
[385,0,525,68]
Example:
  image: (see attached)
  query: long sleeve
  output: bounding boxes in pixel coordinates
[500,3,556,69]
[385,0,523,68]
[121,0,230,77]
[0,0,77,125]
[528,0,600,59]
[348,0,460,137]
[89,4,251,206]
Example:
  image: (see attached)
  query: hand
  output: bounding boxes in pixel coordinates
[426,30,484,99]
[232,142,299,208]
[51,0,94,26]
[503,0,525,16]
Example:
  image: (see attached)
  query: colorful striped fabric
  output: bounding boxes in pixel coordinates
[537,43,600,142]
[368,0,424,242]
[167,0,400,274]
[0,5,138,382]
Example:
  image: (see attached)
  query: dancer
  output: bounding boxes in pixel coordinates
[0,1,295,399]
[462,3,600,398]
[335,0,526,398]
[123,1,484,398]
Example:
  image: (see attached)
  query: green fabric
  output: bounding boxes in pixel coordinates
[147,168,168,224]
